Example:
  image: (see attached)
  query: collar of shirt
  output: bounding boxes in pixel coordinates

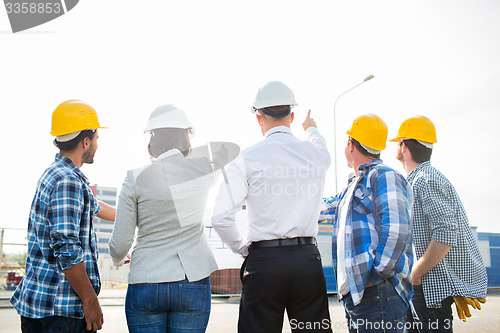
[407,160,431,183]
[55,153,90,185]
[265,125,292,138]
[157,148,183,160]
[343,159,383,189]
[357,158,383,175]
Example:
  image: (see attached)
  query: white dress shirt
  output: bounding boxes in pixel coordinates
[336,176,359,296]
[212,126,330,256]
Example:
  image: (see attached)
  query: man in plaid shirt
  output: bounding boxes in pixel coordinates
[321,114,413,332]
[10,100,116,333]
[392,116,487,332]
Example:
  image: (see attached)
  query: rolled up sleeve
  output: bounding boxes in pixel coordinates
[48,177,85,271]
[320,195,340,221]
[420,178,458,247]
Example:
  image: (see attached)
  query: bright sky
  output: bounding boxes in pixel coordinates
[1,0,500,244]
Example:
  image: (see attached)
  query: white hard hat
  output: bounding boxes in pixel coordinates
[145,104,195,136]
[252,81,298,110]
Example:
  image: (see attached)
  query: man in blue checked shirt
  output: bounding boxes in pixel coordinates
[320,114,413,333]
[392,116,487,332]
[10,100,116,333]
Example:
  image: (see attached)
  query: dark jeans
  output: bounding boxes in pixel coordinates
[238,244,332,333]
[406,285,453,333]
[21,316,92,333]
[342,280,408,333]
[125,277,211,333]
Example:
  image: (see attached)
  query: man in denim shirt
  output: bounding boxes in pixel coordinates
[321,113,413,333]
[10,100,116,333]
[392,116,487,332]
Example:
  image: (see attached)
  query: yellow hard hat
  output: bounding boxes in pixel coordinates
[50,100,106,136]
[346,113,388,151]
[390,116,437,143]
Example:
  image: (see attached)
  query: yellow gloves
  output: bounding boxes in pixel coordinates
[453,296,486,321]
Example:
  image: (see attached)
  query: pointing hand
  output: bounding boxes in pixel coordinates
[302,110,317,131]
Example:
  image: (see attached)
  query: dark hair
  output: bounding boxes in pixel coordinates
[402,139,432,163]
[148,128,191,158]
[53,129,96,152]
[260,105,291,119]
[349,137,380,159]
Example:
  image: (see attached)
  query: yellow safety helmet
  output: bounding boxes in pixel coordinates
[346,113,388,151]
[50,100,106,137]
[390,116,437,144]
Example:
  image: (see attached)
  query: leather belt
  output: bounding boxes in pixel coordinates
[250,237,316,249]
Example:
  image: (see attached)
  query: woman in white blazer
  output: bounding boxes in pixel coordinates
[109,105,234,333]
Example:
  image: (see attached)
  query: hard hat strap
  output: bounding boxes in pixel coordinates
[417,140,434,149]
[359,141,381,155]
[55,131,81,142]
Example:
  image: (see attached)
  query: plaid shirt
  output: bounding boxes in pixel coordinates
[408,161,487,308]
[321,159,413,306]
[10,154,101,319]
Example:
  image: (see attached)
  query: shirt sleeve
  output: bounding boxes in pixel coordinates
[319,195,341,221]
[306,127,331,166]
[109,171,137,266]
[370,169,412,283]
[91,189,101,217]
[211,155,249,256]
[418,176,458,247]
[48,177,85,271]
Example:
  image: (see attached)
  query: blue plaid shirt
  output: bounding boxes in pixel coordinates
[321,159,413,306]
[408,161,487,308]
[10,154,101,319]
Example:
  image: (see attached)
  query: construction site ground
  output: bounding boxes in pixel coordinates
[1,287,500,332]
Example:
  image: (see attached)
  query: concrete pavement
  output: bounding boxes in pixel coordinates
[2,289,500,332]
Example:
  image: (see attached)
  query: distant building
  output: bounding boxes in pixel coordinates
[89,185,117,257]
[89,185,129,283]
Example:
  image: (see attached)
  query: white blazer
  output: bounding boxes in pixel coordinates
[109,149,219,283]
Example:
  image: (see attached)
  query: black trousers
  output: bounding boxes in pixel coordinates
[21,316,93,333]
[238,243,332,333]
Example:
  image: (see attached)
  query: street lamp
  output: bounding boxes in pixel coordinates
[333,75,375,192]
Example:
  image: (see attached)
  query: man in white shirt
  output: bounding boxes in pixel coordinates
[212,81,332,332]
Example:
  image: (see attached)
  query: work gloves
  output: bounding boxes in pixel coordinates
[453,296,486,321]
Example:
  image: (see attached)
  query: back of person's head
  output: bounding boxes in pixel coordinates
[260,105,292,119]
[402,139,433,163]
[145,105,194,158]
[252,81,297,119]
[54,130,96,151]
[390,115,436,164]
[148,128,191,158]
[349,137,381,159]
[346,113,388,157]
[50,99,105,151]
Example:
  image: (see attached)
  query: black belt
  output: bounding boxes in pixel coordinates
[250,237,316,249]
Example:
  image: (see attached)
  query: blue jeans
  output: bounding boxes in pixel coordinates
[125,277,211,333]
[342,280,408,333]
[406,285,453,333]
[21,316,91,333]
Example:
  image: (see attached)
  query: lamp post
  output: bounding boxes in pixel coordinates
[333,75,375,192]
